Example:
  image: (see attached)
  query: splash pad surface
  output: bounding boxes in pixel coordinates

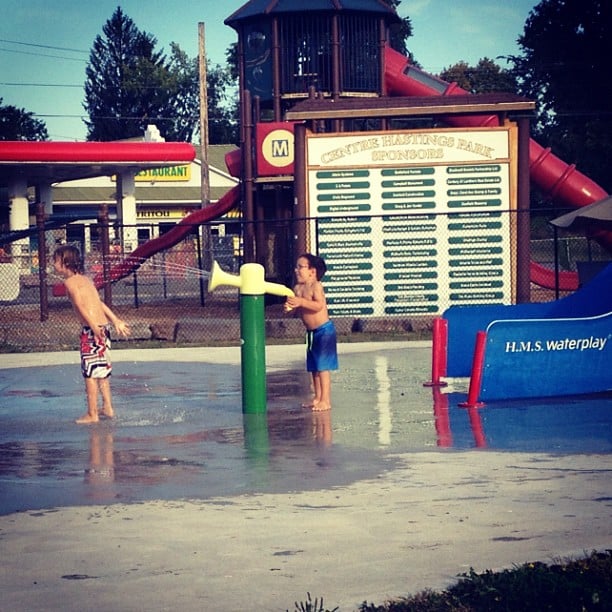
[1,342,610,516]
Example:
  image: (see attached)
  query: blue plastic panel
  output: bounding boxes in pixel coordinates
[480,312,611,400]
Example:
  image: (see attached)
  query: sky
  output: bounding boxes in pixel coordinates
[0,0,538,141]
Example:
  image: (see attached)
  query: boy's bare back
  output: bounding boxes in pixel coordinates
[64,273,109,329]
[53,246,130,341]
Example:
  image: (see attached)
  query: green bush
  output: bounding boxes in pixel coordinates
[358,550,612,612]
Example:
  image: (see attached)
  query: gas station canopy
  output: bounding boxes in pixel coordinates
[0,141,196,188]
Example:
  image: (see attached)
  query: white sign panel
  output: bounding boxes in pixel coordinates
[306,128,516,317]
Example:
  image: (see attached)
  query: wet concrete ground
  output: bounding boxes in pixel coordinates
[1,342,611,516]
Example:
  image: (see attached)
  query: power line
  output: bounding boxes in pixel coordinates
[0,82,83,88]
[0,46,87,62]
[0,38,88,54]
[28,112,233,121]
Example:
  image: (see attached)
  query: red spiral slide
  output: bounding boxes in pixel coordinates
[384,47,610,291]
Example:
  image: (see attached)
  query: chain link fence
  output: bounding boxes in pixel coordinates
[0,209,609,352]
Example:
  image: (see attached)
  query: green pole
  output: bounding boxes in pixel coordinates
[240,294,266,413]
[208,261,294,415]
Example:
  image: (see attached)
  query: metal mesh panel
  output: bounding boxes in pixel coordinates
[279,15,332,94]
[278,13,380,96]
[339,14,380,93]
[0,211,609,351]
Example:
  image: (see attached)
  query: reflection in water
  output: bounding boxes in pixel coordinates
[432,387,452,448]
[243,413,270,486]
[431,387,486,448]
[2,350,611,516]
[310,409,332,448]
[375,356,391,446]
[84,427,116,501]
[466,405,487,448]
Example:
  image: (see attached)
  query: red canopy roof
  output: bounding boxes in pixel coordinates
[0,141,196,187]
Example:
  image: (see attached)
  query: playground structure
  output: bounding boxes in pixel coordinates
[3,1,608,297]
[92,11,611,294]
[383,46,611,291]
[2,1,611,403]
[433,262,612,402]
[223,0,611,404]
[93,16,611,297]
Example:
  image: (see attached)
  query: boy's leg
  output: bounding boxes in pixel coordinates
[313,372,323,404]
[302,372,318,408]
[77,378,100,424]
[312,370,331,411]
[98,377,114,418]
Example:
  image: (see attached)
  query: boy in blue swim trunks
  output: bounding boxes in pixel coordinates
[285,253,338,411]
[53,245,130,424]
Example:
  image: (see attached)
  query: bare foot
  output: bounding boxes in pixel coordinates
[76,413,99,424]
[311,401,331,412]
[99,408,114,419]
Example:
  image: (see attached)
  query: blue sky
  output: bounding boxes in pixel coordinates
[0,0,538,141]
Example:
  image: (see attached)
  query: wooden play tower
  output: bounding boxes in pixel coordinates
[225,0,401,282]
[226,1,535,312]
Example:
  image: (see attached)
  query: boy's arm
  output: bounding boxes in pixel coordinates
[286,282,326,313]
[101,302,130,337]
[284,285,300,313]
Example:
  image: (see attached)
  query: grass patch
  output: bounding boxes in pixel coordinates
[293,550,612,611]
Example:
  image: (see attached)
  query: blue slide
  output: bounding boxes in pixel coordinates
[443,263,612,400]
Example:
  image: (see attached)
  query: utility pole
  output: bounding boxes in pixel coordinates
[198,22,212,276]
[198,22,210,208]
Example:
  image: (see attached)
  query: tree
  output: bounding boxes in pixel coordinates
[84,7,170,140]
[0,98,48,141]
[158,43,237,144]
[83,7,237,144]
[511,0,612,193]
[205,61,238,144]
[387,0,415,61]
[163,43,200,143]
[439,58,517,94]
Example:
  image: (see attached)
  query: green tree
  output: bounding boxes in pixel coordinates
[439,58,517,94]
[0,98,48,141]
[387,0,414,61]
[163,43,237,144]
[511,0,612,192]
[164,43,200,143]
[205,61,238,144]
[84,7,237,144]
[84,7,169,140]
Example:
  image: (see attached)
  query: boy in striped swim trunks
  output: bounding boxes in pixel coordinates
[285,253,338,411]
[53,245,130,424]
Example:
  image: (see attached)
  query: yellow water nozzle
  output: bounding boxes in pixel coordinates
[208,260,294,297]
[208,260,241,292]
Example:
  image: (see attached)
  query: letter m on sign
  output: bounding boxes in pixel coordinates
[272,139,289,158]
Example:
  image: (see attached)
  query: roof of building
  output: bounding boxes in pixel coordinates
[225,0,401,26]
[51,144,240,205]
[285,93,536,121]
[0,141,196,188]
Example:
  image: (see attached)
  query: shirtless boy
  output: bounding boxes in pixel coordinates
[53,245,130,424]
[285,253,338,411]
